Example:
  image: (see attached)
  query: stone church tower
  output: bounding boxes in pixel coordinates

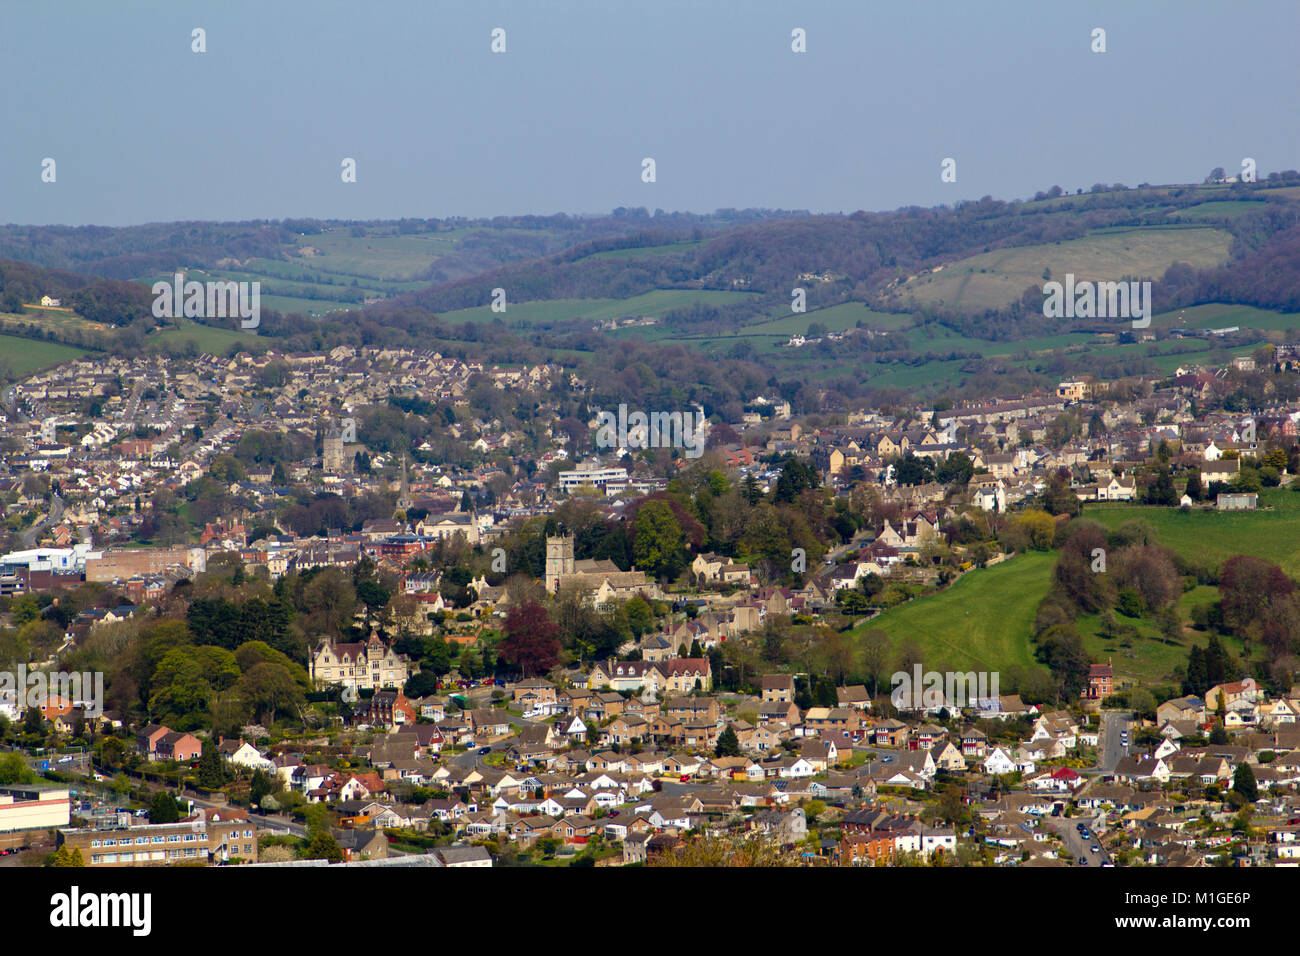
[322,427,346,474]
[545,535,575,592]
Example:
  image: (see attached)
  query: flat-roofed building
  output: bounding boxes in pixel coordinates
[57,808,258,866]
[0,784,71,834]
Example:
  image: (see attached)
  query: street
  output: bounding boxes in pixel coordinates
[1098,710,1131,773]
[1045,815,1112,867]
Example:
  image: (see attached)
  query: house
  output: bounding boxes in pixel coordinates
[310,631,411,693]
[1157,695,1206,726]
[960,729,987,758]
[511,678,557,707]
[835,685,871,711]
[1206,680,1258,712]
[762,674,795,703]
[360,689,417,728]
[467,709,512,737]
[434,845,492,867]
[1083,662,1114,701]
[216,739,273,772]
[334,828,388,862]
[983,748,1016,776]
[153,730,203,763]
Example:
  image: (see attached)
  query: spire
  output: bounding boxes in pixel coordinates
[396,453,413,515]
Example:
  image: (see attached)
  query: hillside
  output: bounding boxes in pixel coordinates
[849,489,1300,692]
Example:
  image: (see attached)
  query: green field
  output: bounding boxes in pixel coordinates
[890,226,1233,312]
[748,302,914,336]
[439,289,761,325]
[0,334,92,376]
[1150,302,1300,333]
[1172,200,1267,220]
[585,240,707,261]
[1086,488,1300,577]
[843,493,1300,688]
[851,551,1056,676]
[147,317,265,354]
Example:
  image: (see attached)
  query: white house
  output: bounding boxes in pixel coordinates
[983,748,1016,775]
[222,741,274,772]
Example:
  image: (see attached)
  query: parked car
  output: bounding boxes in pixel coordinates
[1091,845,1101,853]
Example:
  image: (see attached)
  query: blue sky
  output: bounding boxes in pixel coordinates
[3,0,1297,225]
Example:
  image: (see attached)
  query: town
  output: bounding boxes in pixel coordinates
[1,340,1298,869]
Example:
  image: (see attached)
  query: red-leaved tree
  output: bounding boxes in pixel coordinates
[498,601,561,677]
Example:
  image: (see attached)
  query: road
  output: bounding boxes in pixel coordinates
[18,494,64,548]
[1098,710,1131,773]
[1046,815,1112,867]
[821,530,875,568]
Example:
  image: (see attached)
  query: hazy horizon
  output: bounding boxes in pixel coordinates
[5,0,1297,227]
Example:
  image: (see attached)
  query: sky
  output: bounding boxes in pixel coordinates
[2,0,1297,226]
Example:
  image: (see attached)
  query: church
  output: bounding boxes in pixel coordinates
[544,534,662,604]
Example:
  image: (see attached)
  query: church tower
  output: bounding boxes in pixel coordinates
[545,534,575,592]
[322,427,346,474]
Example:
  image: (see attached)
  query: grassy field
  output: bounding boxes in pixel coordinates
[585,239,707,260]
[1172,200,1267,220]
[850,551,1056,676]
[1086,488,1300,577]
[0,334,92,376]
[439,289,760,326]
[890,226,1233,312]
[1150,302,1300,333]
[1074,585,1249,689]
[845,491,1300,688]
[147,318,263,354]
[748,302,914,336]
